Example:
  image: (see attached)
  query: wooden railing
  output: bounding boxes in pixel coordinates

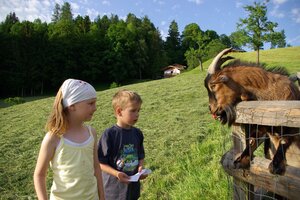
[221,101,300,200]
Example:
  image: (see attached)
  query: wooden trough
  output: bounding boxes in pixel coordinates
[221,101,300,200]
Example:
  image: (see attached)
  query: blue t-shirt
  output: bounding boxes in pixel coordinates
[98,125,145,200]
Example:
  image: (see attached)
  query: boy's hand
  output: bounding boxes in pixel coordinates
[116,172,129,183]
[138,165,148,180]
[139,174,148,180]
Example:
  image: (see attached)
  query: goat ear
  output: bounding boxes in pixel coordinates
[211,75,228,84]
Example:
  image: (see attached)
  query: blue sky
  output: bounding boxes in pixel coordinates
[1,0,300,49]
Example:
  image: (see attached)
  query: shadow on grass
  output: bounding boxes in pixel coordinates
[0,95,52,108]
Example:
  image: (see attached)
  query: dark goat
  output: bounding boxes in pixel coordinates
[204,48,300,175]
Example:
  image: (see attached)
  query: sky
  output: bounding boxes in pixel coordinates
[1,0,300,49]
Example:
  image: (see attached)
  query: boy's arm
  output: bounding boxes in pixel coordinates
[100,163,130,183]
[138,159,144,172]
[91,129,105,200]
[138,159,148,180]
[33,133,58,200]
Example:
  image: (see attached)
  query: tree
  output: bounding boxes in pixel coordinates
[269,30,286,49]
[48,2,77,38]
[181,23,202,52]
[205,39,227,60]
[182,25,213,71]
[52,3,61,22]
[140,16,167,78]
[164,20,182,64]
[237,1,280,64]
[75,15,91,34]
[229,30,249,50]
[0,12,19,33]
[219,34,231,47]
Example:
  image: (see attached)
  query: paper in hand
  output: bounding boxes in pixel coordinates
[128,169,152,182]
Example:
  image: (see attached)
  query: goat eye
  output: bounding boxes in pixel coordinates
[210,84,215,90]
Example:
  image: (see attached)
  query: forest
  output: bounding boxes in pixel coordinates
[0,2,286,98]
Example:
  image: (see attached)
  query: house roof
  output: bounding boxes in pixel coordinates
[162,63,186,71]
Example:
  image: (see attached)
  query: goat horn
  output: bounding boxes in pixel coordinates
[207,48,235,74]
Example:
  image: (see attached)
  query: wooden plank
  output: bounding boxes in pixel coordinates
[235,101,300,127]
[221,149,300,199]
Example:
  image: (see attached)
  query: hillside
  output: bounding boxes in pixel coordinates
[227,46,300,74]
[0,47,299,199]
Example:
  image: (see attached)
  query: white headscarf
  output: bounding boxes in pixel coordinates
[61,79,97,108]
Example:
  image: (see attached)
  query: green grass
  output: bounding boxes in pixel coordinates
[227,46,300,74]
[0,47,299,199]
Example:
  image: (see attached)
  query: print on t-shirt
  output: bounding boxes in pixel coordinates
[116,144,138,172]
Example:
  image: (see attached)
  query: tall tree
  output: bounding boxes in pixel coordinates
[75,15,91,34]
[48,2,77,38]
[52,3,61,22]
[165,20,182,64]
[237,1,279,64]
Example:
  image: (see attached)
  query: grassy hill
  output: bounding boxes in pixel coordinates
[0,47,299,199]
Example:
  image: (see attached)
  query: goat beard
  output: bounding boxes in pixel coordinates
[218,104,236,127]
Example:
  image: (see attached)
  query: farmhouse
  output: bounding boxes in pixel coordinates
[162,64,186,78]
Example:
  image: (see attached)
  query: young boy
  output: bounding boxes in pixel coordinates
[98,89,147,200]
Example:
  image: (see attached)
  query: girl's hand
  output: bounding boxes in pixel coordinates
[116,172,129,183]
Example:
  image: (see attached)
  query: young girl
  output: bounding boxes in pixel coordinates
[34,79,105,200]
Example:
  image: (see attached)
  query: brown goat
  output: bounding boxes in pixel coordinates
[204,48,300,175]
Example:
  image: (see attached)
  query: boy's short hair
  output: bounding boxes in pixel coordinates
[112,90,142,111]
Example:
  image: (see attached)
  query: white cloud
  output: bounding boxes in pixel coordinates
[161,21,166,26]
[70,2,80,11]
[102,1,110,6]
[188,0,204,5]
[80,0,88,4]
[272,0,288,5]
[270,5,285,18]
[86,8,100,20]
[119,15,127,21]
[0,0,53,22]
[160,29,167,40]
[291,8,300,23]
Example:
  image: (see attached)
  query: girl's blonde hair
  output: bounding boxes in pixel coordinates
[112,89,142,111]
[45,88,68,136]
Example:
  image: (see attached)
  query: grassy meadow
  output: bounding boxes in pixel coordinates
[0,47,299,199]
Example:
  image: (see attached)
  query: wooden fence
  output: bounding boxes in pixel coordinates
[221,101,300,200]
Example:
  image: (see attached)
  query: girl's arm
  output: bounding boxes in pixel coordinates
[33,133,58,200]
[91,128,105,200]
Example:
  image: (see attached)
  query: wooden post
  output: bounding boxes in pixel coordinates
[221,101,300,199]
